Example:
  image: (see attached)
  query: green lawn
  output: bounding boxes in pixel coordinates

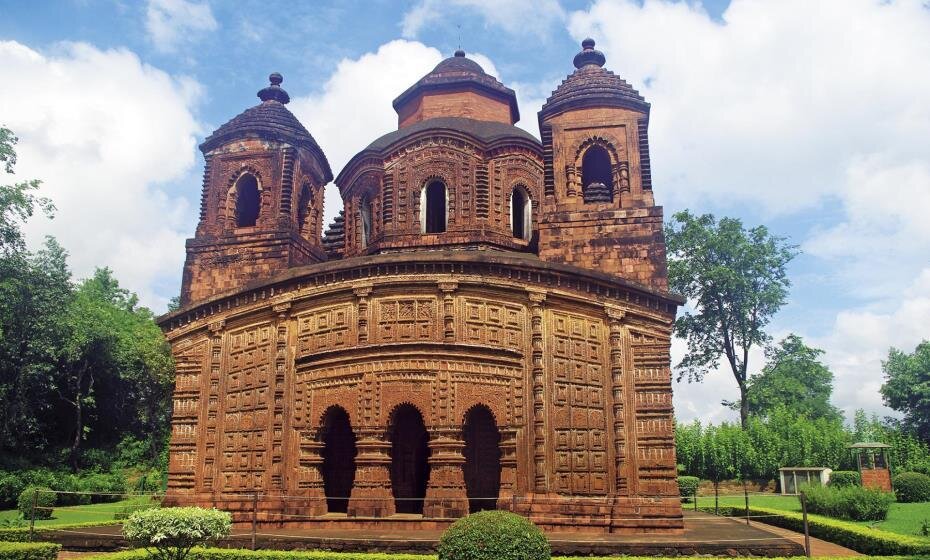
[0,496,151,526]
[694,493,930,538]
[851,501,930,537]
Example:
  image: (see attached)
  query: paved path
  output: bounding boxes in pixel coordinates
[746,519,862,557]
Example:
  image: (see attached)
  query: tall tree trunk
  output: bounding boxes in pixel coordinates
[69,363,92,473]
[739,382,749,430]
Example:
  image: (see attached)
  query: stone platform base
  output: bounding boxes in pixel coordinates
[38,511,803,557]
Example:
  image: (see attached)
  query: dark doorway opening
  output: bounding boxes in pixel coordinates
[424,181,446,233]
[581,145,614,203]
[511,187,529,240]
[389,404,430,514]
[321,406,356,513]
[463,405,501,513]
[235,174,261,227]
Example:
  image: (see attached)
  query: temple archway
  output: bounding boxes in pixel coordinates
[320,406,356,513]
[463,405,501,513]
[389,404,429,514]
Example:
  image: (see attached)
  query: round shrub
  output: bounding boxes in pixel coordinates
[124,507,231,560]
[17,486,56,520]
[677,476,699,502]
[893,471,930,503]
[0,472,25,509]
[438,510,550,560]
[802,483,894,521]
[828,471,860,488]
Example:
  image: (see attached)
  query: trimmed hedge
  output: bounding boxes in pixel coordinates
[828,471,860,487]
[677,476,699,502]
[438,511,550,560]
[802,484,894,521]
[893,471,930,503]
[0,541,61,560]
[16,488,54,521]
[80,550,930,560]
[701,505,930,555]
[0,520,123,543]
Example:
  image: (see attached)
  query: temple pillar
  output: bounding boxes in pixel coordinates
[423,427,469,518]
[297,430,327,516]
[347,428,395,517]
[497,427,518,510]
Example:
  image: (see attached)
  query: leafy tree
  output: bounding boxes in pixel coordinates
[881,341,930,443]
[0,127,54,256]
[741,334,842,422]
[665,211,798,428]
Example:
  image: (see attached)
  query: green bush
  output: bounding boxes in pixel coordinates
[123,507,231,560]
[85,550,434,560]
[82,472,127,503]
[700,505,930,555]
[0,473,25,510]
[828,470,861,487]
[437,510,549,560]
[676,476,699,502]
[802,483,894,521]
[893,471,930,503]
[16,488,55,521]
[0,541,61,560]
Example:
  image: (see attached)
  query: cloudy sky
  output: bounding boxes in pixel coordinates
[1,0,928,425]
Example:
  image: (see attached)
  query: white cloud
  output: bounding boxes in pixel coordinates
[289,40,506,226]
[0,40,202,309]
[565,0,930,421]
[401,0,565,39]
[145,0,218,53]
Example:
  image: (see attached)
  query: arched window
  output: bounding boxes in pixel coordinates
[296,183,312,236]
[234,173,260,227]
[421,180,447,234]
[510,186,531,241]
[581,145,613,203]
[360,195,372,247]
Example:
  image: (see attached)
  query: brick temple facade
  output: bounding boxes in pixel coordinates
[159,39,685,533]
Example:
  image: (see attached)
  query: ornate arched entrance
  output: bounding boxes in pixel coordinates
[463,405,501,513]
[320,406,356,513]
[389,404,430,514]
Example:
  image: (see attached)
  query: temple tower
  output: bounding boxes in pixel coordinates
[180,73,332,305]
[538,39,668,291]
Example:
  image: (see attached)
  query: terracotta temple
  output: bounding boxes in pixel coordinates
[159,39,685,533]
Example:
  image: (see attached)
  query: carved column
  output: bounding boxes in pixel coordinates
[347,428,395,517]
[438,281,457,342]
[606,307,627,496]
[565,164,579,198]
[270,301,291,492]
[297,429,327,516]
[354,285,372,345]
[202,320,225,494]
[497,427,518,509]
[528,290,548,493]
[423,427,469,518]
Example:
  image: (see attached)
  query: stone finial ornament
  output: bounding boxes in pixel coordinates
[573,37,607,69]
[258,72,291,104]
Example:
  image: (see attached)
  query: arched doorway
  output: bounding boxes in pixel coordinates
[463,405,501,513]
[320,406,356,513]
[389,404,429,514]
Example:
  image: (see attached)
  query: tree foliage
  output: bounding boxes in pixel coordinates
[880,340,930,443]
[0,127,173,471]
[741,334,842,422]
[665,211,798,428]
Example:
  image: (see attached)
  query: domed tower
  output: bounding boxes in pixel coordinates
[181,74,332,304]
[335,50,543,257]
[538,39,667,290]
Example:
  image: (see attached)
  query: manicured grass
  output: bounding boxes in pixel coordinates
[694,493,802,512]
[0,496,151,526]
[852,501,930,537]
[695,493,930,538]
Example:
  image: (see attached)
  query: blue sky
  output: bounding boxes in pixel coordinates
[1,0,928,424]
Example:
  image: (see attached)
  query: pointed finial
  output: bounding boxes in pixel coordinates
[454,49,466,57]
[258,72,290,104]
[573,37,606,69]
